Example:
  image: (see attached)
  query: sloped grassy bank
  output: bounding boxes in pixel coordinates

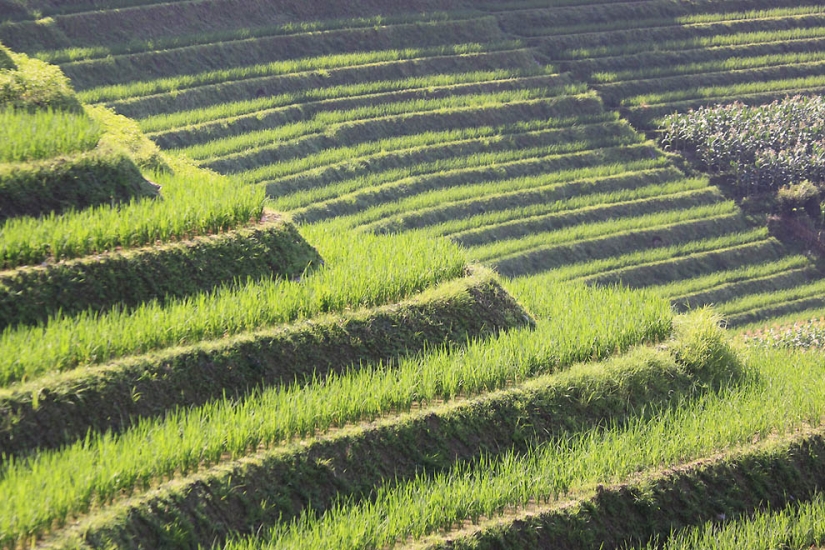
[41,313,682,549]
[0,266,528,456]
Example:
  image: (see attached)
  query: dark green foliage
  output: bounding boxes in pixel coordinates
[0,150,159,222]
[0,220,321,329]
[659,96,825,192]
[48,341,731,549]
[0,270,529,456]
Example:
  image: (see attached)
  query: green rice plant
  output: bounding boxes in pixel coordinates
[139,69,546,133]
[560,26,825,61]
[649,255,811,299]
[718,278,825,317]
[624,74,825,108]
[542,228,771,282]
[35,12,462,63]
[0,157,263,268]
[225,342,825,550]
[470,202,738,262]
[177,89,565,161]
[592,50,825,84]
[363,173,700,236]
[635,493,825,550]
[447,184,716,246]
[335,161,677,230]
[517,5,825,39]
[206,108,602,180]
[76,44,503,104]
[0,282,670,546]
[0,107,101,162]
[289,143,660,223]
[0,224,466,385]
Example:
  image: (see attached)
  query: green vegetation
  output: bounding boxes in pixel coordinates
[0,219,321,329]
[0,107,101,162]
[636,493,825,550]
[1,1,825,548]
[660,96,825,191]
[0,281,668,546]
[0,226,465,385]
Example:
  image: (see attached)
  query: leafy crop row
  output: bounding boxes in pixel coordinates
[0,225,466,385]
[0,281,670,546]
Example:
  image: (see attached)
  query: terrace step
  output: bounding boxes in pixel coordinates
[451,186,721,247]
[0,267,529,456]
[211,112,626,178]
[58,17,506,88]
[492,213,751,277]
[0,217,321,330]
[581,239,789,288]
[291,143,662,223]
[130,48,538,127]
[671,266,823,312]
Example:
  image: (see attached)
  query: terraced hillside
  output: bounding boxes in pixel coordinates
[3,0,825,549]
[4,0,824,326]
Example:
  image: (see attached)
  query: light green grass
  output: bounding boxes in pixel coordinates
[77,44,511,104]
[0,225,466,385]
[0,108,101,162]
[565,27,825,61]
[178,90,572,160]
[0,281,670,546]
[623,74,825,107]
[0,158,262,268]
[140,69,549,133]
[332,161,674,229]
[593,51,825,84]
[471,202,738,262]
[650,256,812,299]
[225,341,825,550]
[635,493,825,550]
[541,229,771,282]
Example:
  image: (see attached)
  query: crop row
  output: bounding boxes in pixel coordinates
[365,171,698,237]
[33,12,462,62]
[181,87,578,164]
[0,218,320,330]
[0,279,670,546]
[506,5,825,39]
[638,492,825,550]
[0,107,101,162]
[219,112,628,185]
[0,225,466,386]
[139,68,548,134]
[48,334,706,549]
[0,156,262,268]
[289,143,660,223]
[60,17,506,89]
[472,202,737,263]
[0,267,527,456]
[229,336,825,549]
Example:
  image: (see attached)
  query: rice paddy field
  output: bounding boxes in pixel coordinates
[2,0,825,548]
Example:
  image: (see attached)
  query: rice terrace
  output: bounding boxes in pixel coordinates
[5,0,825,547]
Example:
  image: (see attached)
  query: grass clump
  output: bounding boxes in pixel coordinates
[0,107,102,162]
[0,50,78,110]
[667,307,743,385]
